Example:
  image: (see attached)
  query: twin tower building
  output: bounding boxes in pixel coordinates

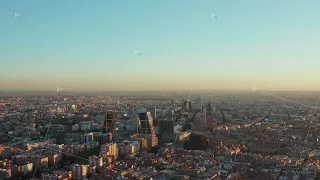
[102,109,158,147]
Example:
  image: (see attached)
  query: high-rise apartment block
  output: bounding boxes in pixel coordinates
[191,108,207,131]
[118,140,140,158]
[70,164,88,180]
[100,143,118,159]
[88,155,103,168]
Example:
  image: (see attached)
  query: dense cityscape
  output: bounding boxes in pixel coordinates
[0,90,320,180]
[2,0,320,179]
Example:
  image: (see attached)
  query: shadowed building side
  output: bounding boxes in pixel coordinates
[138,110,155,135]
[103,111,117,133]
[135,109,158,147]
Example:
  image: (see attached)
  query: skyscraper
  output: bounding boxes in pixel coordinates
[137,109,155,135]
[184,100,192,112]
[103,111,117,133]
[193,97,202,111]
[158,120,174,135]
[136,109,158,147]
[207,101,212,112]
[154,107,162,120]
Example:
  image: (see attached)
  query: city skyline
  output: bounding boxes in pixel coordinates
[1,0,320,91]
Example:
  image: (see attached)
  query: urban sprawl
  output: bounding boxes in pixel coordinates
[0,92,320,180]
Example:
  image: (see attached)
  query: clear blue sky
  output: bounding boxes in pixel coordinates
[1,0,320,91]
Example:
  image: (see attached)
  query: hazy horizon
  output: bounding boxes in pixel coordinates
[1,0,320,91]
[2,89,320,93]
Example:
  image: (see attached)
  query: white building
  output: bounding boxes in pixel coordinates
[72,124,80,131]
[79,121,91,131]
[100,143,118,158]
